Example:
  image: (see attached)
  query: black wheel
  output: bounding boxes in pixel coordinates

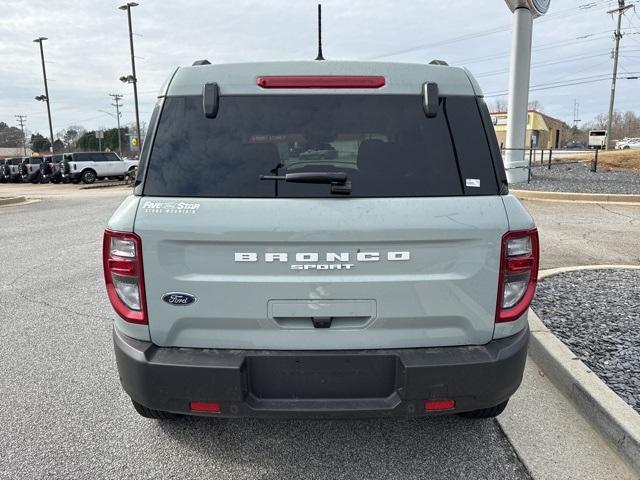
[623,146,630,150]
[81,169,97,184]
[458,399,509,419]
[117,175,125,181]
[131,399,180,420]
[51,179,60,184]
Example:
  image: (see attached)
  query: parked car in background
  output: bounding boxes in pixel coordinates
[40,155,65,183]
[61,152,139,184]
[616,138,640,150]
[3,158,23,182]
[19,157,44,183]
[0,159,10,182]
[623,140,640,150]
[299,143,339,160]
[563,142,587,150]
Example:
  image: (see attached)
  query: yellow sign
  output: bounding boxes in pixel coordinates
[132,138,138,146]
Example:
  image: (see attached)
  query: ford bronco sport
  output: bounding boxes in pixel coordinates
[104,60,538,420]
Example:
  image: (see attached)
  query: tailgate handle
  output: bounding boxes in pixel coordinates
[311,317,332,329]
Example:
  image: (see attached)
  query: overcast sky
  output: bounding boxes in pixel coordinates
[1,0,639,137]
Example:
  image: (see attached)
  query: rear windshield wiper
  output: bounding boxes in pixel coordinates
[260,172,351,195]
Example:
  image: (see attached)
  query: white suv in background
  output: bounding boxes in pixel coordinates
[61,152,139,184]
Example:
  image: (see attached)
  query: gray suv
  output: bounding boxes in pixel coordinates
[104,60,538,421]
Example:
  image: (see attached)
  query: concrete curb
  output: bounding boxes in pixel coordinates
[0,196,26,206]
[530,265,640,474]
[512,189,640,205]
[80,182,129,190]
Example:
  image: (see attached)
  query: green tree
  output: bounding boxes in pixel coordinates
[30,133,51,152]
[77,131,98,151]
[0,122,25,147]
[52,139,64,153]
[103,127,128,153]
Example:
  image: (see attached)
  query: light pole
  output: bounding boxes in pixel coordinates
[119,2,142,154]
[503,1,551,183]
[33,37,55,154]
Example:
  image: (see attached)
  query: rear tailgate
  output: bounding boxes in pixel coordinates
[135,196,507,350]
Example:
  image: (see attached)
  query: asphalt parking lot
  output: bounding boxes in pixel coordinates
[0,190,531,480]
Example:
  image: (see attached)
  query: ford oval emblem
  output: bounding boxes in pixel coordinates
[162,292,197,306]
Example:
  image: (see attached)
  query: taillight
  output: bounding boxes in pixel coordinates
[496,229,539,323]
[256,75,386,89]
[103,229,147,324]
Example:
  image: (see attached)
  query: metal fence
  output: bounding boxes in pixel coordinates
[500,146,601,183]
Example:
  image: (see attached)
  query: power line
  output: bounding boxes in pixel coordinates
[368,1,616,60]
[484,71,640,96]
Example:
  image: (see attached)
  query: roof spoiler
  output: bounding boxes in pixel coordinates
[422,82,439,118]
[202,82,219,118]
[192,59,212,66]
[429,59,449,66]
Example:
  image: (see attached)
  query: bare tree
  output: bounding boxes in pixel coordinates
[528,100,542,111]
[489,97,508,113]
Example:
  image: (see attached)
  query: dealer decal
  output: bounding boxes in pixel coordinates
[142,201,201,214]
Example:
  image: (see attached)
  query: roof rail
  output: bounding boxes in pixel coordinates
[192,59,212,66]
[429,59,449,66]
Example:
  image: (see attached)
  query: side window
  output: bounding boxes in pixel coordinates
[135,99,162,187]
[444,97,499,195]
[75,153,92,162]
[105,153,120,161]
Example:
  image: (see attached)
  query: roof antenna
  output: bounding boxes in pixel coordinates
[315,3,325,61]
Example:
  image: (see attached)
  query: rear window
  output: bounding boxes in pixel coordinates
[144,95,499,198]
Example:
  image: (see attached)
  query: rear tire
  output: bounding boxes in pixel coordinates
[131,399,180,420]
[458,399,509,419]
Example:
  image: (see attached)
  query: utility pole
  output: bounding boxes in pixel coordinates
[109,93,124,156]
[119,3,142,154]
[33,37,55,153]
[15,115,27,156]
[605,0,634,149]
[573,100,581,128]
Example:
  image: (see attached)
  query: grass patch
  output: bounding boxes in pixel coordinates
[559,149,640,170]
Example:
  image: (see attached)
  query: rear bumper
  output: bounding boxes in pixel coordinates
[114,326,529,418]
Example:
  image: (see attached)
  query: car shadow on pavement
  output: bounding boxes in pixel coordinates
[153,416,529,479]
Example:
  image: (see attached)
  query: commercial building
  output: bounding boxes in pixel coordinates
[0,147,32,158]
[490,110,571,149]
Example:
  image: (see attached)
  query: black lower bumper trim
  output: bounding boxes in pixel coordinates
[114,326,529,418]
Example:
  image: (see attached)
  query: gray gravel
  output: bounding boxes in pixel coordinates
[516,162,640,194]
[532,269,640,412]
[0,194,531,480]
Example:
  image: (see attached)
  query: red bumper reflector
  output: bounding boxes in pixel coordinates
[424,399,456,411]
[189,401,221,413]
[257,75,386,89]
